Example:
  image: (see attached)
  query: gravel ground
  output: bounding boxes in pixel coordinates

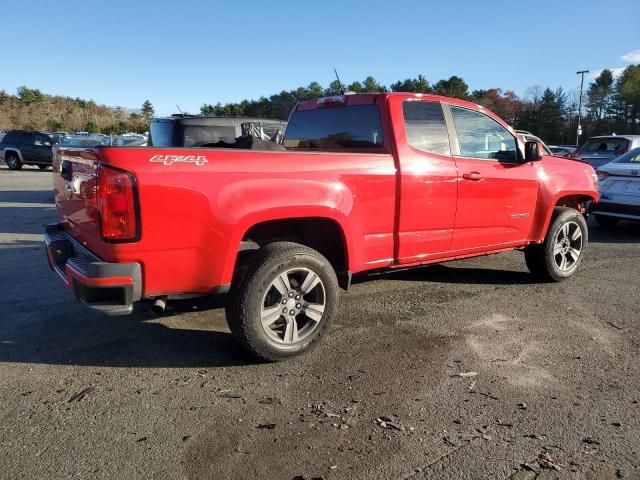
[1,166,639,480]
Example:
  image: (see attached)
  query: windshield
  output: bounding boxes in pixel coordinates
[612,147,640,163]
[283,105,383,150]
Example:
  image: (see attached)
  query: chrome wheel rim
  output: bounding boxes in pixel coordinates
[260,267,326,345]
[553,221,583,271]
[7,156,16,168]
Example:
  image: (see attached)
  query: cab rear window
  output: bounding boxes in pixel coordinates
[283,105,383,150]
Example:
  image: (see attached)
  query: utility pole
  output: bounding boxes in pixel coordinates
[576,70,589,145]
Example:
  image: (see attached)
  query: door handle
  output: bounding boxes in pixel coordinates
[462,172,484,181]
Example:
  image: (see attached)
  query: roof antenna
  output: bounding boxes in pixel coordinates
[334,68,345,94]
[176,104,185,116]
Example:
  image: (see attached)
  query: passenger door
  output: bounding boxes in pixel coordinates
[447,105,538,251]
[392,99,458,263]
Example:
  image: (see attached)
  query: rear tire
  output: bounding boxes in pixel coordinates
[226,242,339,362]
[5,152,22,170]
[594,214,619,228]
[525,207,588,282]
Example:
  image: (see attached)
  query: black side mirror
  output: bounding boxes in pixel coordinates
[524,141,543,162]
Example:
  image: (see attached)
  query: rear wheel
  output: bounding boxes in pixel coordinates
[525,207,588,282]
[594,214,620,228]
[226,242,339,362]
[5,152,22,170]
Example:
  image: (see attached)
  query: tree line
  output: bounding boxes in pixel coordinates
[2,65,638,144]
[0,87,155,134]
[201,66,640,145]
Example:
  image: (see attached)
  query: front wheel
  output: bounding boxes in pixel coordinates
[525,207,588,282]
[226,242,339,362]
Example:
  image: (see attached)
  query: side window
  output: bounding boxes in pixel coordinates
[451,106,517,162]
[34,134,51,146]
[20,133,34,145]
[402,101,451,155]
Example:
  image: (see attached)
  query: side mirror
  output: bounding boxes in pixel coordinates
[524,141,543,162]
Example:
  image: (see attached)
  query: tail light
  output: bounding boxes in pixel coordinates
[97,166,140,242]
[596,170,609,182]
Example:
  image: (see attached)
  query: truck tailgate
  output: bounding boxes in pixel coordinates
[52,147,105,258]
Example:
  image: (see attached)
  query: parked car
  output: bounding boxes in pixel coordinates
[45,92,598,361]
[0,129,53,170]
[515,130,553,155]
[549,145,577,157]
[150,115,286,147]
[571,135,640,169]
[590,147,640,226]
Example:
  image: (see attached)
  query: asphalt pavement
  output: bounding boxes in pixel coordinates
[1,166,639,480]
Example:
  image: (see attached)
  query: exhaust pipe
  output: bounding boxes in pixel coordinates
[151,295,168,314]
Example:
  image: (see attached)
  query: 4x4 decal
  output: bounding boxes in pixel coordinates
[149,154,208,166]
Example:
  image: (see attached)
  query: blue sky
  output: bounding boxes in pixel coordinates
[2,0,638,116]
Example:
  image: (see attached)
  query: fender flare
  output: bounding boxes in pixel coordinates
[220,209,354,286]
[3,148,24,163]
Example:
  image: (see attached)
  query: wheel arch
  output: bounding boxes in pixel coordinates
[224,214,353,290]
[530,192,596,242]
[3,148,24,163]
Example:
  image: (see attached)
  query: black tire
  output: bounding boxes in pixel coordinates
[226,241,339,362]
[5,152,22,170]
[38,165,50,170]
[525,207,588,282]
[594,214,619,228]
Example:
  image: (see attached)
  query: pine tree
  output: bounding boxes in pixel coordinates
[141,100,155,120]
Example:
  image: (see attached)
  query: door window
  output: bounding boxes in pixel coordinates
[451,106,517,162]
[34,134,51,146]
[402,101,451,155]
[20,133,34,145]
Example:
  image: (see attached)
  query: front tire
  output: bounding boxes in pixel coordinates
[226,242,339,362]
[5,153,22,170]
[525,207,588,282]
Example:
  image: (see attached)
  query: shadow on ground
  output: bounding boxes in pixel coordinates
[589,218,640,244]
[0,298,256,369]
[0,190,54,203]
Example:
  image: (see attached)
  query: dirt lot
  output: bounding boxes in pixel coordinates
[0,166,639,480]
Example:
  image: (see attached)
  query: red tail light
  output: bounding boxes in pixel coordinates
[596,170,609,181]
[97,166,140,242]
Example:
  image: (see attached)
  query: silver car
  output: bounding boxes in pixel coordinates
[591,147,640,226]
[572,135,640,169]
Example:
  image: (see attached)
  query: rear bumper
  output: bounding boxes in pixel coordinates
[44,224,142,315]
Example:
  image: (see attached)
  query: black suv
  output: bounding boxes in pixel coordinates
[0,130,53,170]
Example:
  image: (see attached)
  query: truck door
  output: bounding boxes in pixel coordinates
[446,105,538,251]
[390,98,458,263]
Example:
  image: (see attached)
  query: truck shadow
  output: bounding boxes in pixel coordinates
[357,263,537,286]
[588,219,640,244]
[0,189,55,204]
[0,303,256,369]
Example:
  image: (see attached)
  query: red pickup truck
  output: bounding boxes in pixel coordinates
[45,93,598,361]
